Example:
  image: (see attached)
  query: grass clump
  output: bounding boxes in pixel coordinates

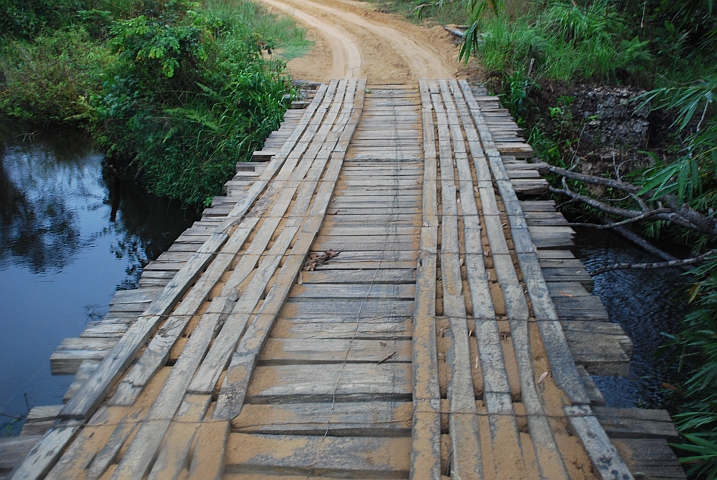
[462,0,653,84]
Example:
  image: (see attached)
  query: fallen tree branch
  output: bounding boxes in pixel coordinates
[548,165,717,235]
[567,207,673,230]
[599,218,682,265]
[591,249,717,275]
[549,180,707,233]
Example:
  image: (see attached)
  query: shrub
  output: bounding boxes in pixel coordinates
[93,0,292,206]
[0,27,114,121]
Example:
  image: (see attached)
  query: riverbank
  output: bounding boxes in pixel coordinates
[1,0,309,207]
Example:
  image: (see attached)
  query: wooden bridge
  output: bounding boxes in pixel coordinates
[3,79,684,479]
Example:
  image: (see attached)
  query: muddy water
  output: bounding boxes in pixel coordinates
[573,227,687,408]
[0,123,198,434]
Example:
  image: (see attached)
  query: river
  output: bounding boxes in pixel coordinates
[0,123,197,435]
[573,227,687,408]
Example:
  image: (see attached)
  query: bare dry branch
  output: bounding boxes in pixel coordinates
[591,249,717,275]
[548,165,717,235]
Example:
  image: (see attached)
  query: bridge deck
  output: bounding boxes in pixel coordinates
[8,80,684,480]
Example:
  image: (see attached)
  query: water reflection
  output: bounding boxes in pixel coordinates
[0,123,197,434]
[573,228,687,408]
[0,137,85,273]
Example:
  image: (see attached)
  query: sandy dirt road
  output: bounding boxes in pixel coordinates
[261,0,462,83]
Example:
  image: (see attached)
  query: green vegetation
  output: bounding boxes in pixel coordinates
[0,0,309,206]
[387,0,717,475]
[466,2,717,476]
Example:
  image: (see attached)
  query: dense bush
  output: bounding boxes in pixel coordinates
[0,0,307,206]
[0,27,114,121]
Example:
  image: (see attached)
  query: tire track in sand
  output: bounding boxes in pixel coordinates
[262,0,362,78]
[261,0,459,82]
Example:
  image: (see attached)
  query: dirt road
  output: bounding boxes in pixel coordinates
[262,0,462,83]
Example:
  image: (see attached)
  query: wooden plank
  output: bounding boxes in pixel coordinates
[575,365,606,406]
[20,406,63,437]
[186,421,228,480]
[109,222,255,406]
[259,338,411,364]
[290,284,415,299]
[50,338,117,375]
[564,329,631,376]
[280,299,414,318]
[246,363,411,403]
[59,232,227,420]
[109,290,229,479]
[80,323,128,338]
[63,360,100,403]
[144,395,212,480]
[594,407,678,442]
[300,269,415,284]
[110,288,162,305]
[611,438,686,480]
[410,80,443,480]
[564,406,634,480]
[10,422,81,480]
[185,82,359,401]
[221,81,332,223]
[272,318,412,340]
[434,79,484,480]
[213,79,368,421]
[232,402,412,436]
[224,434,410,477]
[510,320,570,479]
[451,78,533,475]
[0,436,42,474]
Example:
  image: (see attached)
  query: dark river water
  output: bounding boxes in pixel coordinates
[573,227,688,408]
[0,123,197,435]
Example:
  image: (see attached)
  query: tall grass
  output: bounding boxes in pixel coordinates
[463,0,652,84]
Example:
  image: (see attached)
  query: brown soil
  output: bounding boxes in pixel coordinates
[260,0,463,83]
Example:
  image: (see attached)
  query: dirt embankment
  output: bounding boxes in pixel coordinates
[261,0,464,83]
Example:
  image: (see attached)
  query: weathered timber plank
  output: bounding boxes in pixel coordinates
[0,436,43,475]
[280,299,414,318]
[232,402,412,436]
[50,338,117,375]
[212,79,367,421]
[259,338,411,364]
[109,222,255,406]
[289,283,415,300]
[510,319,570,479]
[594,407,678,442]
[246,363,411,403]
[109,292,229,479]
[59,232,227,420]
[564,406,634,480]
[271,318,412,340]
[224,434,410,477]
[300,269,415,284]
[611,438,685,480]
[10,422,81,480]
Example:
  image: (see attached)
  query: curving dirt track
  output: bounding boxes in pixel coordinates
[262,0,462,83]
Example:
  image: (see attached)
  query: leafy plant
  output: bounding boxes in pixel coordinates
[93,0,293,206]
[638,75,717,207]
